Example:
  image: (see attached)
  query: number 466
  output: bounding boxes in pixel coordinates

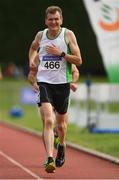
[44,61,60,69]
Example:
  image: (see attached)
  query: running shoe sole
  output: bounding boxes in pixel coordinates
[45,162,56,173]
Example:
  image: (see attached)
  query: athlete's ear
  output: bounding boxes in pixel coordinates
[60,17,63,25]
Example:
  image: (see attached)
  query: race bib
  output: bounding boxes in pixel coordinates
[41,55,62,70]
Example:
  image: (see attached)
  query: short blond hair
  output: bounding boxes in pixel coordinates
[45,6,63,19]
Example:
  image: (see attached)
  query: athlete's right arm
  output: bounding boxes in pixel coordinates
[28,69,39,92]
[29,31,41,67]
[28,54,39,92]
[28,62,39,92]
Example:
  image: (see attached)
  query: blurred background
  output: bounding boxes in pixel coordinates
[0,0,105,76]
[0,0,119,158]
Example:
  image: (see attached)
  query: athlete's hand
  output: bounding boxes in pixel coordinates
[70,83,78,92]
[32,82,39,93]
[45,44,62,56]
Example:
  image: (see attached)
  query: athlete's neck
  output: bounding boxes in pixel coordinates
[47,28,62,39]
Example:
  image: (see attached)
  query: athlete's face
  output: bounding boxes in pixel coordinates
[45,11,63,32]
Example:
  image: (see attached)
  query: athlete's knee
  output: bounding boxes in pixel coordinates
[57,122,67,132]
[45,117,53,129]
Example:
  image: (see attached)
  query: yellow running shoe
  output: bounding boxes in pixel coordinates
[45,157,56,173]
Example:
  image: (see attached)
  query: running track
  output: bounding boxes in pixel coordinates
[0,122,119,179]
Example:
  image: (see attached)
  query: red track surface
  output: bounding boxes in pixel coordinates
[0,122,119,179]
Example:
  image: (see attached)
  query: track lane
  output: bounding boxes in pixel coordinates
[0,150,41,179]
[0,122,119,179]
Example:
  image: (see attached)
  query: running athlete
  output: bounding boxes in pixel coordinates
[28,54,79,148]
[28,5,82,173]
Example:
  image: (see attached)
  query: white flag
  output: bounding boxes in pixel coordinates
[83,0,119,83]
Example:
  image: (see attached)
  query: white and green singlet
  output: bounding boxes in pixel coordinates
[37,27,72,84]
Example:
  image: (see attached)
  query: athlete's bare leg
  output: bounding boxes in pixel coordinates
[40,103,54,157]
[55,112,68,146]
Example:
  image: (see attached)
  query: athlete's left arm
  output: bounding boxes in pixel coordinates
[70,64,79,92]
[72,64,79,83]
[65,30,82,66]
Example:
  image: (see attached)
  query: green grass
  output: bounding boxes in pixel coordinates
[0,78,119,158]
[67,124,119,158]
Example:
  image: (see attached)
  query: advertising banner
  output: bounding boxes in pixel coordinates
[83,0,119,83]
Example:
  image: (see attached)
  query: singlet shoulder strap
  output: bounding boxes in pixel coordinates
[63,28,72,54]
[40,28,48,41]
[63,27,69,46]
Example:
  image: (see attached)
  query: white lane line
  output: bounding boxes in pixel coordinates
[0,150,43,180]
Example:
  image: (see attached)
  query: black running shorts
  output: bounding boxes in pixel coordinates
[37,82,70,114]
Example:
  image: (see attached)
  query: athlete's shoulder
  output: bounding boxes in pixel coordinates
[63,28,75,44]
[65,28,75,36]
[34,29,47,43]
[36,30,44,39]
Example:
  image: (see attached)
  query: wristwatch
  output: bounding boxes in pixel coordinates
[60,51,66,57]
